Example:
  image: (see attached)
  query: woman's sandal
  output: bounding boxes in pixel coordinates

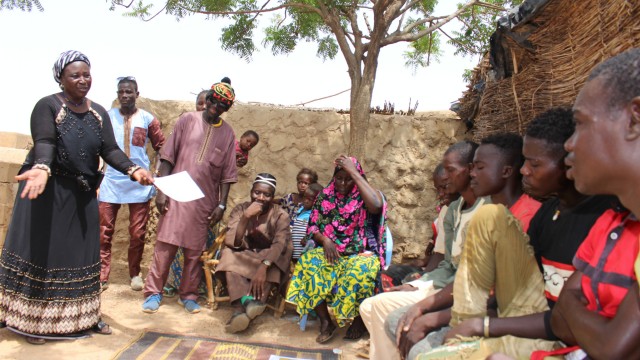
[92,321,112,335]
[315,325,337,344]
[26,336,46,345]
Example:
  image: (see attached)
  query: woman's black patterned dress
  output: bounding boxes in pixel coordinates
[0,94,136,336]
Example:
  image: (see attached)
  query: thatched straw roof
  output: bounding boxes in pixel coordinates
[455,0,640,141]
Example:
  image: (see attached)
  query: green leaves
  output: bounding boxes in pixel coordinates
[317,35,338,61]
[262,5,328,57]
[418,0,437,14]
[263,23,297,55]
[403,30,442,73]
[118,0,155,18]
[220,14,258,61]
[108,0,520,68]
[0,0,43,12]
[448,0,523,57]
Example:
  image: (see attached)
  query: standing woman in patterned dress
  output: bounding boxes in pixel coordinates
[0,50,154,344]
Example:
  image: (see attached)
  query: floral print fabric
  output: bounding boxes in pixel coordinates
[287,157,390,325]
[306,157,388,267]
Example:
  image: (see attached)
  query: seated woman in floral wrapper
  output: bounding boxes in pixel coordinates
[286,155,389,343]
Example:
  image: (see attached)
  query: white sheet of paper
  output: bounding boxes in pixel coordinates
[153,171,204,202]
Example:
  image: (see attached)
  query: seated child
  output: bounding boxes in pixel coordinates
[291,183,324,261]
[236,130,259,167]
[278,168,319,221]
[195,90,208,111]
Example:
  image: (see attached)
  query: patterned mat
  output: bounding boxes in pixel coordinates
[112,331,341,360]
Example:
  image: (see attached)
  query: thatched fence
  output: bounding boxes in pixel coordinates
[457,0,640,140]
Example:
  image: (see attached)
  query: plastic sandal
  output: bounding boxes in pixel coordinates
[92,321,112,335]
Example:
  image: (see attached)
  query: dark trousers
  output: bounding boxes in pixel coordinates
[99,201,150,281]
[143,241,203,301]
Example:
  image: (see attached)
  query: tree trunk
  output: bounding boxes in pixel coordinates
[348,69,376,161]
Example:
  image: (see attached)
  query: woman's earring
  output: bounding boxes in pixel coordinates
[59,84,64,90]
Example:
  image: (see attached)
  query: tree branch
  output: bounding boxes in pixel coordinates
[400,14,447,34]
[276,7,287,28]
[382,0,408,31]
[476,1,508,11]
[314,0,356,72]
[380,0,480,47]
[398,0,421,17]
[142,3,168,21]
[395,11,406,32]
[249,0,272,22]
[363,13,373,34]
[113,0,135,8]
[345,31,357,47]
[124,0,322,21]
[438,27,477,54]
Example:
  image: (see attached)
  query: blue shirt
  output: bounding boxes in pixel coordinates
[99,108,158,204]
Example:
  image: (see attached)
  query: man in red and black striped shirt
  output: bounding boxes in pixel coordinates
[552,48,640,360]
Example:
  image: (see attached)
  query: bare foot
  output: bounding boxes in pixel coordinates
[344,316,367,340]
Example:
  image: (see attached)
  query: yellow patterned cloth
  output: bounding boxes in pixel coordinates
[286,247,380,326]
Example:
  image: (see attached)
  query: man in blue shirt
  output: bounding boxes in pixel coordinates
[98,77,165,291]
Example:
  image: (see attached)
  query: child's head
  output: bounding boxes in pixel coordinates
[196,90,208,111]
[296,168,319,195]
[239,130,259,152]
[302,183,324,210]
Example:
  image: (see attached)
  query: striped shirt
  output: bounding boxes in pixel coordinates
[291,207,311,259]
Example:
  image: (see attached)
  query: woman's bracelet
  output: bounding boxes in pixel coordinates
[127,165,142,181]
[32,164,51,177]
[483,316,491,337]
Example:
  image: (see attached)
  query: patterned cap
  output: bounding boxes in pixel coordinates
[209,82,235,107]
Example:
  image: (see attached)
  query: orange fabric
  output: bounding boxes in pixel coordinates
[530,346,580,360]
[509,193,541,233]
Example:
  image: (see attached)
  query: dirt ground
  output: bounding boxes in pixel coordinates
[0,220,367,360]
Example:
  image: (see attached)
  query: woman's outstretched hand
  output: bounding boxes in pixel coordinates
[17,169,49,200]
[132,169,154,186]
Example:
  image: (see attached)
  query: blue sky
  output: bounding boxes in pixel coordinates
[0,0,479,135]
